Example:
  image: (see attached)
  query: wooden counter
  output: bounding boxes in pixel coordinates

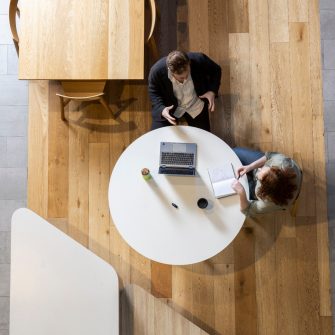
[19,0,144,80]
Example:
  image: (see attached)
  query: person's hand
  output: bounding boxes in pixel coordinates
[199,91,215,112]
[231,179,245,195]
[162,105,176,125]
[237,165,250,178]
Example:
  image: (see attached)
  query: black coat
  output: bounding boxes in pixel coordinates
[148,52,222,121]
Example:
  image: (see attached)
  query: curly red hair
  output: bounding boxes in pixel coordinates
[256,167,297,206]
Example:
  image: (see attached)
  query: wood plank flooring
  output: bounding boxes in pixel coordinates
[27,1,332,334]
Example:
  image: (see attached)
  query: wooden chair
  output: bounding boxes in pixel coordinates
[146,0,159,60]
[9,0,20,55]
[290,152,303,217]
[56,81,115,121]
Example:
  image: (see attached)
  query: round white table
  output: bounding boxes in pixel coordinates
[108,126,248,265]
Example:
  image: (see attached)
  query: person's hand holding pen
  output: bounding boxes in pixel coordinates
[236,165,250,179]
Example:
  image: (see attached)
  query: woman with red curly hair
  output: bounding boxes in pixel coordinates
[231,147,302,216]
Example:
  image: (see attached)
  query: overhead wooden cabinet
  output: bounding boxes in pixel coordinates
[18,0,145,79]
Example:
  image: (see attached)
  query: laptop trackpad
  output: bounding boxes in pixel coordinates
[173,143,187,153]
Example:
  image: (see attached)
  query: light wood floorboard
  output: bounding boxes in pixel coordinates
[27,1,332,333]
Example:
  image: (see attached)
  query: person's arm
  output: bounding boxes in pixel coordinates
[237,155,267,178]
[231,180,251,211]
[148,65,169,121]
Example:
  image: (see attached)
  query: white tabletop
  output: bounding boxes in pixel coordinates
[108,126,248,265]
[10,208,119,335]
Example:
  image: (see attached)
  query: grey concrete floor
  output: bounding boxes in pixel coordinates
[0,2,335,334]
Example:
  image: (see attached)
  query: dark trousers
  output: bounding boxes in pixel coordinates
[151,102,210,131]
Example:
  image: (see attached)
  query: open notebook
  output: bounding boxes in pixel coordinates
[208,163,237,198]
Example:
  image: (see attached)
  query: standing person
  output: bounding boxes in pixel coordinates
[148,50,222,131]
[231,147,302,216]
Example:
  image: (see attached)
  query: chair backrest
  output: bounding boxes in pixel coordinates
[9,0,19,55]
[60,80,106,98]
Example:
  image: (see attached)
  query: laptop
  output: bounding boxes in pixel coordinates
[159,142,197,176]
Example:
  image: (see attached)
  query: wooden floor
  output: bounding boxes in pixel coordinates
[27,1,332,334]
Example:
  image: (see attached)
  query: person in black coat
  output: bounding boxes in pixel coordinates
[148,50,222,131]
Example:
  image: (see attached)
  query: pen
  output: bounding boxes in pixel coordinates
[171,203,178,209]
[231,163,241,180]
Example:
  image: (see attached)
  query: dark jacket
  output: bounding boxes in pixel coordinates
[148,52,222,121]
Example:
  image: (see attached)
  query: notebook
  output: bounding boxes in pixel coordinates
[208,163,237,198]
[158,142,197,176]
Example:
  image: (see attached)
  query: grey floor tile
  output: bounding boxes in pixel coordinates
[6,137,27,168]
[0,264,9,296]
[321,10,335,40]
[321,0,335,9]
[0,200,25,232]
[0,168,27,200]
[323,70,335,100]
[0,106,28,137]
[0,46,6,75]
[0,0,9,15]
[0,76,28,106]
[6,45,18,75]
[0,137,5,167]
[327,132,335,164]
[0,297,9,329]
[0,232,10,264]
[0,15,12,45]
[324,39,335,69]
[324,100,335,131]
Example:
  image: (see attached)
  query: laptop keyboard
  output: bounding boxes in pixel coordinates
[159,167,195,175]
[161,152,194,166]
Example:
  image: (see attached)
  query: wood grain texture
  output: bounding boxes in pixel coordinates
[48,81,69,218]
[27,81,49,218]
[289,0,309,23]
[151,262,172,298]
[26,0,332,333]
[121,284,210,334]
[309,0,332,317]
[229,33,251,147]
[68,106,89,247]
[19,0,144,79]
[88,143,110,262]
[228,0,249,33]
[248,0,272,146]
[289,23,315,217]
[268,0,289,42]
